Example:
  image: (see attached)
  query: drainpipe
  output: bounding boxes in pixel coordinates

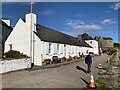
[30,2,34,68]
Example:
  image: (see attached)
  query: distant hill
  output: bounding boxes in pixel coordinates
[114,43,120,47]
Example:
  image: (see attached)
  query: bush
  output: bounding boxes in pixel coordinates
[4,50,29,58]
[107,48,117,55]
[103,48,117,55]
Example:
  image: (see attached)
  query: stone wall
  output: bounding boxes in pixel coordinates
[98,39,113,49]
[104,40,114,48]
[0,58,31,73]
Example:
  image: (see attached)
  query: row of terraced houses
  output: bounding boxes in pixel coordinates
[0,11,113,66]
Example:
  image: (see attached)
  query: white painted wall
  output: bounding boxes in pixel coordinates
[40,41,92,61]
[4,13,43,66]
[41,42,64,60]
[80,47,93,55]
[5,18,29,54]
[34,35,42,66]
[85,40,99,55]
[0,58,30,73]
[40,42,63,60]
[6,28,92,63]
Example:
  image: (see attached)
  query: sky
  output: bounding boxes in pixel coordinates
[2,2,119,43]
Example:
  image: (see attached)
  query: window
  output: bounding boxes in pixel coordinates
[69,46,71,54]
[64,44,66,55]
[60,45,63,54]
[86,50,89,54]
[49,43,52,54]
[57,44,59,53]
[72,47,74,54]
[9,44,12,50]
[64,44,66,47]
[90,41,92,44]
[77,47,79,54]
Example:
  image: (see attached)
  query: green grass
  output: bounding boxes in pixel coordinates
[96,53,117,89]
[96,77,112,90]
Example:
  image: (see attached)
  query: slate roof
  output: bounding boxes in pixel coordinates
[35,24,91,47]
[80,33,93,40]
[102,37,113,40]
[94,36,99,40]
[0,20,13,43]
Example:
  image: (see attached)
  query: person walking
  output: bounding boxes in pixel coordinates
[85,52,92,74]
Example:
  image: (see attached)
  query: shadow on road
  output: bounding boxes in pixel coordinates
[81,77,90,86]
[76,66,88,74]
[81,78,97,89]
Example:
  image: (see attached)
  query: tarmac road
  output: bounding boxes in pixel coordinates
[2,54,107,88]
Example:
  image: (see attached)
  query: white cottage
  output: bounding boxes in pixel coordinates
[5,12,93,66]
[78,33,99,55]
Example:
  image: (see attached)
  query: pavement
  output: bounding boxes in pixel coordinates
[2,53,107,88]
[26,57,85,71]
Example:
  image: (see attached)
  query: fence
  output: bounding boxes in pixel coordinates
[0,58,31,73]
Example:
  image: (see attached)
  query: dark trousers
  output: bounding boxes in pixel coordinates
[87,64,91,73]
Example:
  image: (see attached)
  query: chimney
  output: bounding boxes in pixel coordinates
[2,19,11,26]
[25,12,37,31]
[99,35,102,39]
[77,34,82,42]
[26,12,36,25]
[94,35,98,40]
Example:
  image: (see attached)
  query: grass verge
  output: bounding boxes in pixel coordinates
[96,53,118,90]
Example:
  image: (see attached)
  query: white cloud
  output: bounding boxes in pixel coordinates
[66,20,100,32]
[111,2,120,10]
[74,24,100,30]
[41,10,54,15]
[101,19,111,25]
[101,19,116,25]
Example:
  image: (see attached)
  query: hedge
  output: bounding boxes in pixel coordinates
[4,50,29,59]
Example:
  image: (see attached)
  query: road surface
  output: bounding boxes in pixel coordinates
[2,54,107,88]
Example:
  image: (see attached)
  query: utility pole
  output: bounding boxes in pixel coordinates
[30,2,34,68]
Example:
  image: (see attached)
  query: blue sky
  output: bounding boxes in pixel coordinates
[2,2,118,42]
